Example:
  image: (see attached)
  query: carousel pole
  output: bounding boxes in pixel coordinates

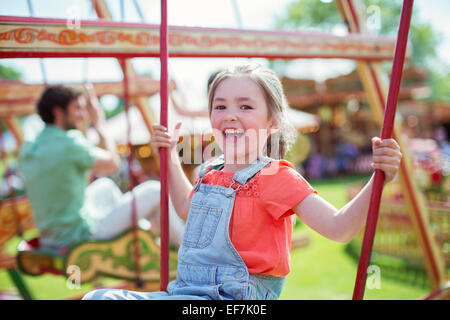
[120,58,143,288]
[352,0,414,300]
[159,0,170,292]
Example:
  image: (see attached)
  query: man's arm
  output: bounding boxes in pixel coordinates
[169,90,209,118]
[84,84,120,175]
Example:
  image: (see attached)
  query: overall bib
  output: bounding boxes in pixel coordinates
[83,155,285,300]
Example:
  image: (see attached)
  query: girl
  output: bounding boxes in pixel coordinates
[83,63,402,300]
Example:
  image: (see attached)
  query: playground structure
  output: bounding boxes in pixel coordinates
[0,0,448,300]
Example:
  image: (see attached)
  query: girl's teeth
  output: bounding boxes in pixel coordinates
[224,129,244,136]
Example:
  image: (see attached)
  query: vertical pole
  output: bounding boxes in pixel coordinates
[92,0,156,136]
[352,0,414,300]
[0,123,22,237]
[8,269,33,300]
[3,117,24,148]
[120,58,143,288]
[337,0,447,293]
[27,0,48,86]
[231,0,243,28]
[159,0,169,292]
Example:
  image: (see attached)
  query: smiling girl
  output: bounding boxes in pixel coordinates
[83,63,402,300]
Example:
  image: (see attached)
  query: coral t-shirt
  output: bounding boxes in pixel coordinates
[190,159,317,277]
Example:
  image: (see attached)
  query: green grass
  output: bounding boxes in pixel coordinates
[279,174,429,300]
[0,270,97,300]
[280,225,429,300]
[0,235,112,300]
[0,174,430,299]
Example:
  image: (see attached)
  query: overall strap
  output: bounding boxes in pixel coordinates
[197,155,273,186]
[198,154,225,178]
[232,156,272,185]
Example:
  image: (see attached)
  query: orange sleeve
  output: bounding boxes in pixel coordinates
[259,160,317,220]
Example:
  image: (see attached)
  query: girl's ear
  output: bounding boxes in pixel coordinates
[268,127,279,136]
[267,118,280,135]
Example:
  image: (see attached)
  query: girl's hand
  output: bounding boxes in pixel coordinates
[151,122,182,156]
[371,137,402,183]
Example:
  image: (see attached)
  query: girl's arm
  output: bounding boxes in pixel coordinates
[293,137,402,243]
[151,123,193,221]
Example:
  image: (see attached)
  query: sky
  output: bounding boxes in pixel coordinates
[0,0,449,126]
[0,0,295,96]
[1,1,449,86]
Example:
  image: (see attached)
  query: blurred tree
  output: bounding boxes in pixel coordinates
[0,64,22,80]
[429,66,450,101]
[0,64,23,133]
[273,0,448,101]
[275,0,341,31]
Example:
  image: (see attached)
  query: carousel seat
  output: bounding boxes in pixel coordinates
[17,229,178,284]
[17,237,65,276]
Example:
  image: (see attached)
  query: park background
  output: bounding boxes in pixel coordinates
[0,0,448,299]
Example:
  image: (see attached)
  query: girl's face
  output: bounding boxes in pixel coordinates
[210,75,275,164]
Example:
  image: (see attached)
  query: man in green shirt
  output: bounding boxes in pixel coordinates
[19,85,184,253]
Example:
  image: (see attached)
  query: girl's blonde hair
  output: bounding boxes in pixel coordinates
[207,63,296,159]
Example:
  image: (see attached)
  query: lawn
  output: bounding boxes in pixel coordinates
[0,174,430,299]
[280,174,429,300]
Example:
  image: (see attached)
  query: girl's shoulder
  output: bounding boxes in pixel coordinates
[258,158,313,186]
[260,158,297,176]
[258,159,316,198]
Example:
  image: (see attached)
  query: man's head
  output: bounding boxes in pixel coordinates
[37,85,87,130]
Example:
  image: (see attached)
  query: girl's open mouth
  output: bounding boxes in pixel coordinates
[223,128,245,143]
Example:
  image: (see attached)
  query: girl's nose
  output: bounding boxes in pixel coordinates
[223,109,238,122]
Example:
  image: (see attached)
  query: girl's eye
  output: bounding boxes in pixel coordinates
[241,105,253,110]
[214,105,226,110]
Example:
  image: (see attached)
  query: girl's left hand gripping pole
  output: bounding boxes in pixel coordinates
[159,0,170,292]
[352,0,414,300]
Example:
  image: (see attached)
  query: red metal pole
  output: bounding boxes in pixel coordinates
[352,0,414,300]
[159,0,169,292]
[120,58,143,288]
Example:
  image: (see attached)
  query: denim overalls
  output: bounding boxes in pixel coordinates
[83,155,285,300]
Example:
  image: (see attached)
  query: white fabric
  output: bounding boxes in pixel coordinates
[84,177,185,246]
